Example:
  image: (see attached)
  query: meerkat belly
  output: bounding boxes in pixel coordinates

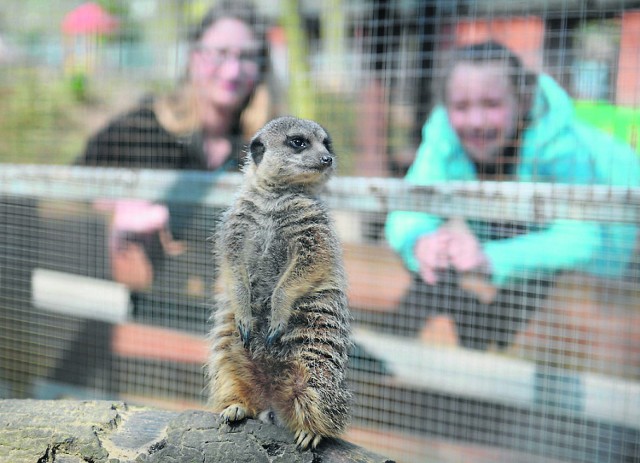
[246,221,288,311]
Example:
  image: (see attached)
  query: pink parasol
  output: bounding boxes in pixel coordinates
[62,2,119,35]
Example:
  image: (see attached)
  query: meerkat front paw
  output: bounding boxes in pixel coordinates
[266,323,285,347]
[236,320,251,348]
[221,403,248,424]
[295,428,322,450]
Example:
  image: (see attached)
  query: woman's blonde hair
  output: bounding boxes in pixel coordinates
[154,0,272,138]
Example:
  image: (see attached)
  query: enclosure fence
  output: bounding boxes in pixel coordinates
[0,165,639,463]
[2,0,640,462]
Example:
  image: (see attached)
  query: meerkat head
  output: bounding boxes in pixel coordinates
[244,116,336,192]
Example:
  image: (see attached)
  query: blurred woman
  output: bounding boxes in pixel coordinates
[75,0,275,320]
[77,0,272,170]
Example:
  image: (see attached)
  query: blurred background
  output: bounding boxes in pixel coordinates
[1,1,640,462]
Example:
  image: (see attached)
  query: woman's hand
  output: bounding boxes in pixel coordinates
[94,199,186,290]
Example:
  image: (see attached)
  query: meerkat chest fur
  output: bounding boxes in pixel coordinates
[235,190,338,316]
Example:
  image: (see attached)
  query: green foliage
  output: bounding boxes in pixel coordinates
[281,0,316,120]
[314,91,357,175]
[69,72,88,102]
[574,100,640,154]
[0,68,89,164]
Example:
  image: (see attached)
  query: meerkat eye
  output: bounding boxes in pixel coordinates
[323,137,333,154]
[286,136,308,151]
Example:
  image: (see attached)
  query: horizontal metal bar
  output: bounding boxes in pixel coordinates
[354,329,640,429]
[1,164,639,223]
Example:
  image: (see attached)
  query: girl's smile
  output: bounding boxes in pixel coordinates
[446,61,523,164]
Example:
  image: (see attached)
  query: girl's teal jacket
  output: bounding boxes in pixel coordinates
[385,75,640,286]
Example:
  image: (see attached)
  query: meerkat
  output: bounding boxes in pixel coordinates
[207,116,352,450]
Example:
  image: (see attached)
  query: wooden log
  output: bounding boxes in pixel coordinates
[0,399,395,463]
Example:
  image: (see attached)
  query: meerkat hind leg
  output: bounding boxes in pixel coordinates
[277,364,327,450]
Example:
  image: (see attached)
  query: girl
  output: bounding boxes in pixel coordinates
[385,40,639,350]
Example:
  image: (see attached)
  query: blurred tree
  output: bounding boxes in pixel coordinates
[281,0,316,120]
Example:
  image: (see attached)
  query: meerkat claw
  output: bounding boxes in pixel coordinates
[265,325,284,347]
[237,323,251,348]
[295,429,321,450]
[221,404,247,424]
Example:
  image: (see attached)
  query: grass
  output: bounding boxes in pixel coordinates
[0,67,86,164]
[0,66,362,172]
[0,66,157,165]
[314,90,358,176]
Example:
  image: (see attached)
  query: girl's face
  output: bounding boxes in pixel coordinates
[445,61,521,164]
[189,18,261,113]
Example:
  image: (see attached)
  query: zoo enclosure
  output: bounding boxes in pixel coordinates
[2,1,640,462]
[0,166,639,463]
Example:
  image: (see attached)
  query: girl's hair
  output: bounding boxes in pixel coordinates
[155,0,272,137]
[435,40,538,108]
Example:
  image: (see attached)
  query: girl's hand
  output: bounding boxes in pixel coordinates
[414,229,452,285]
[446,222,488,273]
[443,218,496,303]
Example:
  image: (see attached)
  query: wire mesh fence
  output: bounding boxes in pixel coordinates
[1,1,640,462]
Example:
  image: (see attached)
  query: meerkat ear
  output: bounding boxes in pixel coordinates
[250,138,266,165]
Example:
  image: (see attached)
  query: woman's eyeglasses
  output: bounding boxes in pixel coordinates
[194,46,262,72]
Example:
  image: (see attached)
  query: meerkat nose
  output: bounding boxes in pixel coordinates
[320,155,333,166]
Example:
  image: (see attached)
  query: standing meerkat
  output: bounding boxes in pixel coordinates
[207,116,352,450]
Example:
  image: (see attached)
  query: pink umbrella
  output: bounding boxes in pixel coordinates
[62,2,119,35]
